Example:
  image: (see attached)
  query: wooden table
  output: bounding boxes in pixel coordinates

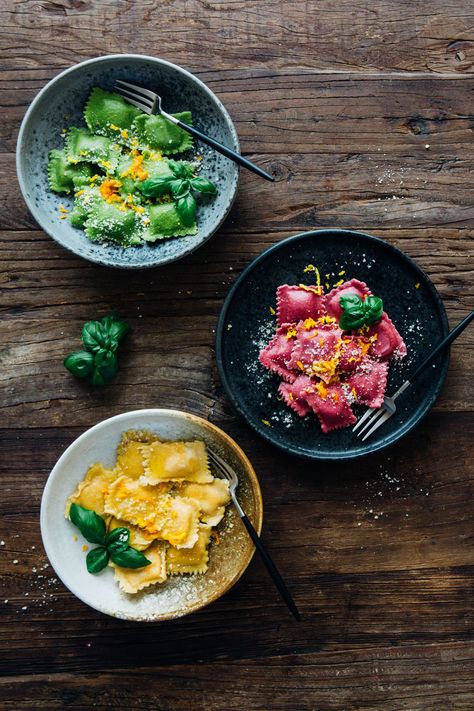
[1,2,473,709]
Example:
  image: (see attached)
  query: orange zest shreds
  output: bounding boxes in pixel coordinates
[130,137,139,147]
[261,419,271,427]
[59,215,68,219]
[318,315,336,325]
[288,392,294,401]
[303,318,318,330]
[73,535,78,541]
[196,154,203,161]
[298,283,320,294]
[120,153,149,181]
[415,282,420,289]
[333,279,345,288]
[99,178,122,203]
[147,150,163,161]
[82,545,88,552]
[58,204,69,213]
[338,270,346,276]
[68,158,79,165]
[315,381,328,399]
[319,337,324,347]
[120,129,129,139]
[314,266,321,293]
[285,326,298,339]
[311,356,339,380]
[351,387,358,399]
[75,189,85,197]
[269,305,276,315]
[296,361,304,371]
[90,174,100,183]
[303,263,315,273]
[79,150,87,156]
[99,159,112,170]
[332,392,339,402]
[325,283,330,290]
[325,273,330,278]
[109,123,120,131]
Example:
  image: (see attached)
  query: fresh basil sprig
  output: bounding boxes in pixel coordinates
[339,294,383,331]
[140,161,218,227]
[69,504,151,574]
[64,314,129,387]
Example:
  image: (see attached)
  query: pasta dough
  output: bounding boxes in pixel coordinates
[66,431,231,594]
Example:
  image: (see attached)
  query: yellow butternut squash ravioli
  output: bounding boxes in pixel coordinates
[66,430,231,595]
[166,525,212,575]
[111,541,167,594]
[141,440,213,484]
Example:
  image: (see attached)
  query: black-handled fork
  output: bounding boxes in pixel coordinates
[115,80,275,182]
[353,309,474,441]
[207,447,301,621]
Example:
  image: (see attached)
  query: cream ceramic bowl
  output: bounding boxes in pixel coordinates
[40,409,262,621]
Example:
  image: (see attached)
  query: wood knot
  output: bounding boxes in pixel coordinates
[403,116,428,136]
[446,40,473,71]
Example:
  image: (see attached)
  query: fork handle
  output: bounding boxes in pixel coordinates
[409,309,474,383]
[240,514,301,621]
[162,111,275,182]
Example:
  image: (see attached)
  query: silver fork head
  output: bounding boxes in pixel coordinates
[207,448,238,490]
[353,395,397,441]
[114,80,161,115]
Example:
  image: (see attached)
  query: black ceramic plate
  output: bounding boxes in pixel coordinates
[216,229,449,460]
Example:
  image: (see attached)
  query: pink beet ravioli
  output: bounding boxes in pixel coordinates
[259,279,407,433]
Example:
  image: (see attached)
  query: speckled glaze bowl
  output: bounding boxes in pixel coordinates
[40,409,262,621]
[16,55,239,268]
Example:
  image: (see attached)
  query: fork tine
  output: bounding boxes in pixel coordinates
[361,409,393,441]
[352,406,377,433]
[356,407,386,437]
[208,448,237,484]
[116,79,157,101]
[115,86,153,108]
[114,88,153,114]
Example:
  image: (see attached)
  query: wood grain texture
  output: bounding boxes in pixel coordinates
[1,0,474,709]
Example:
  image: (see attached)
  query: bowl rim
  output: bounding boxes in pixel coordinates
[16,53,240,269]
[215,228,450,461]
[40,408,263,621]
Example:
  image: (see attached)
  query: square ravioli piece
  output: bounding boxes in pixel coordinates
[277,284,326,326]
[166,525,212,575]
[65,463,116,518]
[111,541,167,594]
[140,441,213,484]
[179,478,231,526]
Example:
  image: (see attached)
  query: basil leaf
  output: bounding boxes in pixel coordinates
[101,315,129,345]
[339,311,366,331]
[69,504,107,545]
[90,368,107,387]
[364,296,383,325]
[176,193,196,226]
[64,350,94,379]
[191,177,218,195]
[94,350,118,380]
[82,321,107,353]
[168,160,190,179]
[110,547,152,569]
[339,294,362,311]
[170,178,190,199]
[86,546,110,574]
[106,527,130,553]
[140,176,174,198]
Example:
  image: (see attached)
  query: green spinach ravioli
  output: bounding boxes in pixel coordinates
[48,87,218,247]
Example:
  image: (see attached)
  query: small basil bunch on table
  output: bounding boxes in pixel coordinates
[64,314,129,386]
[140,160,218,226]
[69,504,151,574]
[339,294,383,331]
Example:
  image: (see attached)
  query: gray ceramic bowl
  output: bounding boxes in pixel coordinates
[16,54,239,268]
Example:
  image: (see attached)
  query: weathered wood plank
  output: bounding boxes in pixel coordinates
[1,0,473,75]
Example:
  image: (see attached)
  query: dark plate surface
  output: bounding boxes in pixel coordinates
[216,229,449,460]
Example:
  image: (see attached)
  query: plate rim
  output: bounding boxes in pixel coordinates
[215,228,450,461]
[16,53,240,270]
